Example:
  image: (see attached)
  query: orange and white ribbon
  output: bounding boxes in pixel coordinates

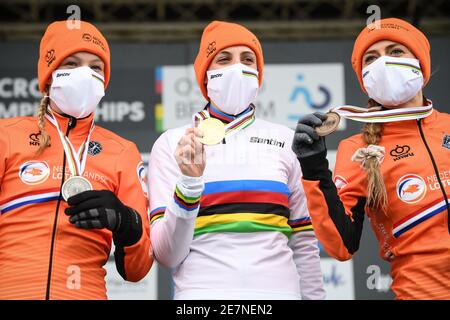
[45,108,95,177]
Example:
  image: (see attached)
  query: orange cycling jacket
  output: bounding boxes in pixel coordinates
[0,112,153,300]
[300,109,450,299]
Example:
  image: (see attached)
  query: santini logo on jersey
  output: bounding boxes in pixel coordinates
[250,137,285,148]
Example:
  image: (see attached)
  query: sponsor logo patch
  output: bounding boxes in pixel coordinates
[249,136,285,148]
[442,134,450,150]
[29,133,41,146]
[389,144,414,161]
[45,49,56,67]
[206,41,216,58]
[82,33,106,52]
[137,161,148,198]
[333,175,348,190]
[396,174,427,204]
[19,161,50,185]
[88,141,102,156]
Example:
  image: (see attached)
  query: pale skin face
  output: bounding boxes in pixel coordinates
[47,51,105,115]
[362,40,423,109]
[205,45,258,112]
[208,45,257,71]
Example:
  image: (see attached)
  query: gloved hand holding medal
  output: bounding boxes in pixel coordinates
[314,111,341,136]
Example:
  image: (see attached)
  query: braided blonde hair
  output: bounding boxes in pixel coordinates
[36,92,51,155]
[361,99,387,213]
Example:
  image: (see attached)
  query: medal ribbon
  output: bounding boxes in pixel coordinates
[193,104,256,139]
[45,107,95,177]
[331,100,433,123]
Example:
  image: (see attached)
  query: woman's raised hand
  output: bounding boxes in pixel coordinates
[175,128,206,177]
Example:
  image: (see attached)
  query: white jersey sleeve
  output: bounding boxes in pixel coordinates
[287,148,326,300]
[148,129,204,269]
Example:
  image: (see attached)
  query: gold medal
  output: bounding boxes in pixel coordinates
[197,118,226,145]
[315,112,340,136]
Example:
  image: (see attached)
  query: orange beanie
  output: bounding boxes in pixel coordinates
[351,18,430,93]
[38,20,110,92]
[194,21,264,100]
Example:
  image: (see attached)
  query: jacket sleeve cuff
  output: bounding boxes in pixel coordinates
[178,174,204,199]
[167,174,204,220]
[113,207,143,248]
[298,150,332,181]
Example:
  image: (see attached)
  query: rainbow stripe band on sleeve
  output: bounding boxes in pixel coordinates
[288,217,313,232]
[173,185,201,211]
[150,206,166,224]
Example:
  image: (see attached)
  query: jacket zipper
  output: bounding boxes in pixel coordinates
[45,116,76,299]
[417,119,450,233]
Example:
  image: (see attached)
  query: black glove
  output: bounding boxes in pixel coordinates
[292,112,328,159]
[65,190,142,247]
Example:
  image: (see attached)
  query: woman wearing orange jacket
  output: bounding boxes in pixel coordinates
[0,20,153,299]
[292,18,449,299]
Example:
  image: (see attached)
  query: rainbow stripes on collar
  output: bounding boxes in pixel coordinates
[393,198,449,238]
[193,104,256,139]
[208,104,236,123]
[195,104,254,124]
[0,189,61,215]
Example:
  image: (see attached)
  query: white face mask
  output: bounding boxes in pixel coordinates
[49,66,105,118]
[362,56,423,107]
[206,63,259,115]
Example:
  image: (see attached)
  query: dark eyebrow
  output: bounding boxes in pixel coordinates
[385,43,404,52]
[363,49,379,57]
[363,43,406,60]
[241,51,256,57]
[216,50,232,56]
[89,58,103,64]
[62,55,80,62]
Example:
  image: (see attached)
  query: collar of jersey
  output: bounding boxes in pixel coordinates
[47,109,95,137]
[206,103,253,124]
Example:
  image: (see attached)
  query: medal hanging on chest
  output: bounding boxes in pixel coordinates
[45,108,95,201]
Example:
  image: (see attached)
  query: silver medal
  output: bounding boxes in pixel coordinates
[62,176,93,201]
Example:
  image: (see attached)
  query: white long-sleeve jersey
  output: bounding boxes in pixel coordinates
[148,107,325,300]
